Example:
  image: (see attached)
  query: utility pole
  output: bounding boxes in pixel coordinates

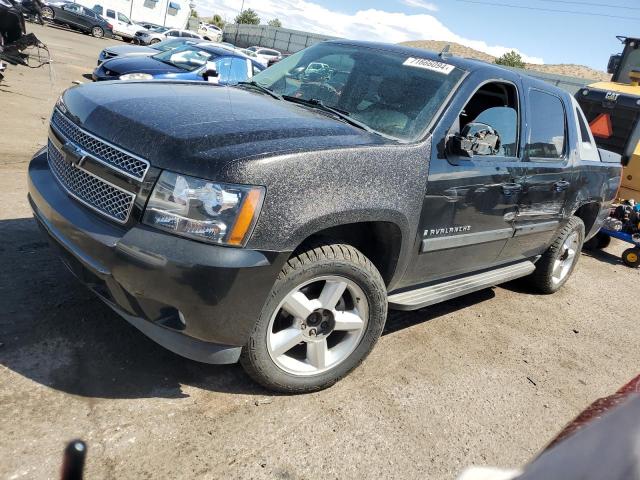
[240,0,244,14]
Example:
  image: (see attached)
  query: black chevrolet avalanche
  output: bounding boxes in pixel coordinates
[28,41,621,392]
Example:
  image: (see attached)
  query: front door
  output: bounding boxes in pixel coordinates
[403,73,526,286]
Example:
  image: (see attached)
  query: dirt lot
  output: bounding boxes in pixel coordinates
[1,24,639,480]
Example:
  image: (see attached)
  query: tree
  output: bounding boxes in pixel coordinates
[190,9,198,18]
[234,8,260,25]
[210,14,225,29]
[495,50,526,69]
[267,18,282,28]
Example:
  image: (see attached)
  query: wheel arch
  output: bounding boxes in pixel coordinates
[290,220,404,289]
[572,201,602,239]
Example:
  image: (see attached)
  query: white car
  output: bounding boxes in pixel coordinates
[134,27,202,45]
[246,46,281,66]
[92,5,144,41]
[197,24,223,42]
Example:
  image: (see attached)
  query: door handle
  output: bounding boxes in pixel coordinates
[502,183,523,196]
[554,180,571,192]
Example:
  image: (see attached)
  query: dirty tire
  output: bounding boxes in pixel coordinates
[240,244,387,394]
[526,216,585,294]
[622,248,640,268]
[92,26,104,38]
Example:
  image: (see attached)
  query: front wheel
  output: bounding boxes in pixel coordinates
[240,244,388,393]
[149,38,160,44]
[92,26,104,38]
[526,216,585,294]
[41,6,54,20]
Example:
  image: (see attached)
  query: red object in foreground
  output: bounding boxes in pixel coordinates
[546,374,640,450]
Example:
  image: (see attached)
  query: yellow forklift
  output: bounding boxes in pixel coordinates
[576,36,640,201]
[577,37,640,265]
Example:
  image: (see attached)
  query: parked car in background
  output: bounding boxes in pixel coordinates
[134,26,201,45]
[92,5,144,42]
[197,24,222,42]
[137,21,161,30]
[30,40,621,393]
[41,1,113,37]
[246,46,281,66]
[97,38,206,66]
[93,43,264,83]
[267,53,290,67]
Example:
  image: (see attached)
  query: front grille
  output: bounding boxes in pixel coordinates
[51,109,149,180]
[48,140,135,224]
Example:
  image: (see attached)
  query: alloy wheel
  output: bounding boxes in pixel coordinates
[267,275,369,376]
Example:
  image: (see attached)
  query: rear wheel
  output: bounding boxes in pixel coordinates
[240,244,388,393]
[149,38,160,44]
[622,248,640,268]
[92,26,104,38]
[526,217,585,294]
[41,6,54,20]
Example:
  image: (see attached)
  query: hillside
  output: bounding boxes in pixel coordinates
[400,40,611,81]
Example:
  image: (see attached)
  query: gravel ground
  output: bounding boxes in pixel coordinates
[1,23,639,480]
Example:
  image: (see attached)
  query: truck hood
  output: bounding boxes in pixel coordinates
[60,81,389,177]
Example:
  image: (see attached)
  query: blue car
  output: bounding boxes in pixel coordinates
[92,44,265,84]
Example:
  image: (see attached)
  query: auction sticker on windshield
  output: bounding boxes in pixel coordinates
[403,57,455,75]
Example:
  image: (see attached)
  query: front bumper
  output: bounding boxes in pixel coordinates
[28,149,289,364]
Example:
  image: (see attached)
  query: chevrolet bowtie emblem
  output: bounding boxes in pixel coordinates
[61,142,89,168]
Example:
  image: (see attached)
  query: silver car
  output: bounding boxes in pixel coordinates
[134,26,201,45]
[97,38,207,66]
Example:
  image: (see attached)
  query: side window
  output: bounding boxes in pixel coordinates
[167,30,179,37]
[93,5,103,15]
[215,57,233,84]
[227,57,249,84]
[118,13,130,23]
[66,4,81,14]
[106,9,115,19]
[252,64,262,76]
[526,90,566,160]
[455,81,520,158]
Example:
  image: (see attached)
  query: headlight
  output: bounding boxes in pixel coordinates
[143,171,265,246]
[119,72,154,80]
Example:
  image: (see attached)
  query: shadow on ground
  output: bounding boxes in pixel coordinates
[0,217,495,400]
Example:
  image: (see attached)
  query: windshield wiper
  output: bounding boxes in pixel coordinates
[237,81,282,100]
[281,95,381,136]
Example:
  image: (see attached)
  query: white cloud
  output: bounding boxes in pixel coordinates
[203,0,544,64]
[401,0,438,12]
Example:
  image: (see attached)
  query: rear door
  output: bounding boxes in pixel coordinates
[404,71,527,284]
[499,87,575,261]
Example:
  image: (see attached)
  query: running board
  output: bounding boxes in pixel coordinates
[388,261,536,311]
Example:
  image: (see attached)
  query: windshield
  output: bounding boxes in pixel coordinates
[150,26,169,33]
[151,38,191,52]
[252,43,465,141]
[152,45,213,71]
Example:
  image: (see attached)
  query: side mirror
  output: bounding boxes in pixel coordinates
[448,122,501,158]
[607,54,621,75]
[202,61,219,83]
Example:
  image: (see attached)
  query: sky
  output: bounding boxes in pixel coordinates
[198,0,639,70]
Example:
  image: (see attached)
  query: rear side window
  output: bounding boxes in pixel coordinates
[106,9,115,18]
[526,90,566,160]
